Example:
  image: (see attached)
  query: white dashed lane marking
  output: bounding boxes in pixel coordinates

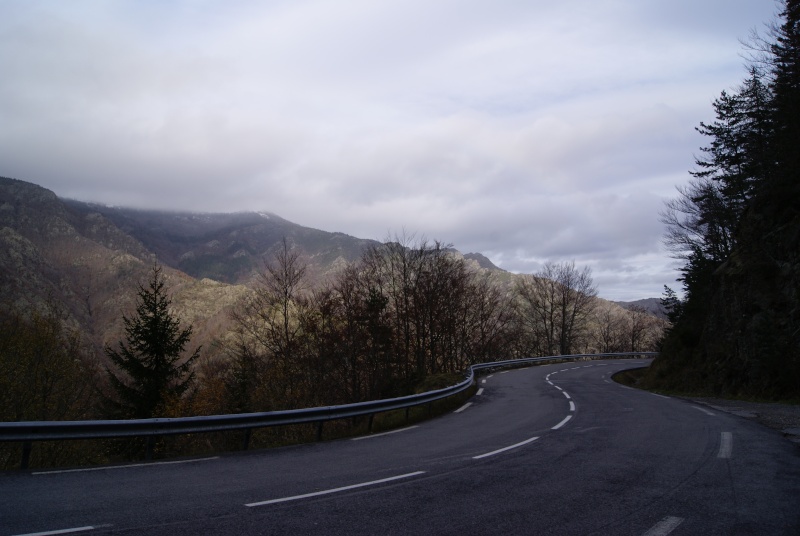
[642,516,684,536]
[454,402,472,413]
[245,472,427,507]
[473,437,539,460]
[691,405,716,417]
[352,426,418,441]
[11,527,100,536]
[718,432,733,459]
[552,415,572,430]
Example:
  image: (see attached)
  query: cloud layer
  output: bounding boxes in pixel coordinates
[0,0,778,300]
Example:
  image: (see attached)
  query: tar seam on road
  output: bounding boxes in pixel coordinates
[641,516,684,536]
[245,471,427,507]
[32,457,220,475]
[11,526,98,536]
[718,432,733,459]
[473,436,539,459]
[351,425,418,441]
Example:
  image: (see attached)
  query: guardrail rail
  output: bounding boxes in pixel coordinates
[0,352,656,469]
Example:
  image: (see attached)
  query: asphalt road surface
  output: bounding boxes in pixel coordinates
[2,359,799,535]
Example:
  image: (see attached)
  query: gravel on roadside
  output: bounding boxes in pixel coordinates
[684,397,800,447]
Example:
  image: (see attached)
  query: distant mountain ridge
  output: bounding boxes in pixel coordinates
[1,177,511,359]
[615,298,668,320]
[62,201,391,285]
[1,176,663,366]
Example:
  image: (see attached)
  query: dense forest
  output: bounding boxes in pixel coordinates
[645,0,800,400]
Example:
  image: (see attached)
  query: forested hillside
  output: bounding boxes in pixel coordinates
[1,176,665,466]
[645,0,800,399]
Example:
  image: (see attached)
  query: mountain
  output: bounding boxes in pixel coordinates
[0,177,244,358]
[62,201,383,285]
[1,177,507,360]
[463,252,503,271]
[2,176,664,371]
[615,298,667,320]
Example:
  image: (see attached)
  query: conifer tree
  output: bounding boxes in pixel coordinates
[104,263,200,419]
[651,0,800,398]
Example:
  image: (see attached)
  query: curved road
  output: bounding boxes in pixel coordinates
[2,359,799,535]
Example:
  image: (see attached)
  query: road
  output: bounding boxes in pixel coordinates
[2,359,799,535]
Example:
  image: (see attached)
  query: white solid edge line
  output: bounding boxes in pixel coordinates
[473,437,539,459]
[245,471,426,507]
[351,425,419,441]
[569,401,576,412]
[642,516,684,536]
[32,457,220,475]
[552,415,572,430]
[691,405,716,417]
[12,527,96,536]
[718,432,733,459]
[454,402,472,413]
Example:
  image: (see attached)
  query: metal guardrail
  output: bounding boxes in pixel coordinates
[0,352,656,469]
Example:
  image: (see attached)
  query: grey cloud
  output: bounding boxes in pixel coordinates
[0,0,778,300]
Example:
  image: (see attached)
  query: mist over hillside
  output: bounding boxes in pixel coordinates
[63,200,388,286]
[1,176,663,364]
[0,177,517,357]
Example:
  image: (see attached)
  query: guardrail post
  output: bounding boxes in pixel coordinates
[316,422,324,441]
[367,414,374,432]
[241,428,252,451]
[21,441,32,470]
[145,436,155,461]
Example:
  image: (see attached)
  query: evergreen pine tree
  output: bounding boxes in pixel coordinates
[104,263,200,419]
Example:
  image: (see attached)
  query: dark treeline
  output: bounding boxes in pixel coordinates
[227,236,516,412]
[649,0,800,399]
[223,237,664,415]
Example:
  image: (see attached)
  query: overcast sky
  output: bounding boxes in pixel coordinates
[0,1,779,301]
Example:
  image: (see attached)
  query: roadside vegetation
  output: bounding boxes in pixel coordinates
[645,0,800,401]
[1,234,662,468]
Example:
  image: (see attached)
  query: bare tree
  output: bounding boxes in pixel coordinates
[593,302,626,353]
[516,261,597,356]
[229,238,309,408]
